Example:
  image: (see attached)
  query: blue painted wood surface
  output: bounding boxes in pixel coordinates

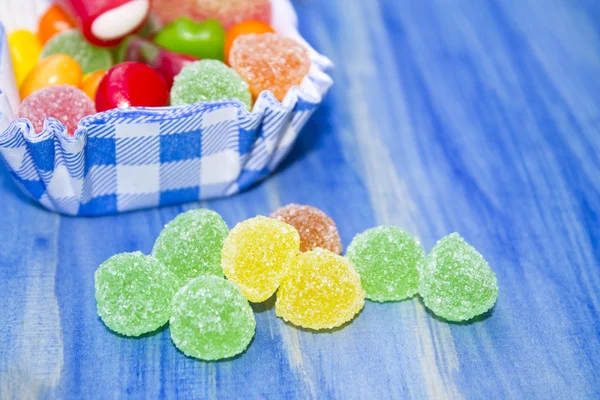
[1,0,600,398]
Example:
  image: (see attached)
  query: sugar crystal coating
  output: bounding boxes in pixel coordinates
[95,252,180,336]
[221,216,300,302]
[170,60,252,109]
[229,33,311,101]
[346,226,424,302]
[270,204,342,254]
[170,276,256,360]
[419,233,498,322]
[40,29,112,74]
[276,248,365,330]
[153,209,229,283]
[153,0,272,29]
[19,85,95,135]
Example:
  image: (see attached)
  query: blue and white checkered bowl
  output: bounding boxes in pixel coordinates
[0,0,332,216]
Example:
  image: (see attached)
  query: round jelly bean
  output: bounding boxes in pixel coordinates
[224,20,274,64]
[37,4,76,44]
[20,54,83,99]
[95,62,169,111]
[8,30,42,88]
[80,69,107,101]
[154,17,225,61]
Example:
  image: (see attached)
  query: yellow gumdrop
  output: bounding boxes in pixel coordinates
[20,54,83,99]
[222,216,300,303]
[8,30,42,87]
[276,248,365,330]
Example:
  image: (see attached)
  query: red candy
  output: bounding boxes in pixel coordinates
[95,62,169,111]
[56,0,151,47]
[19,85,95,135]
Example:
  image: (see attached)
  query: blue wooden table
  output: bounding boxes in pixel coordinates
[1,0,599,398]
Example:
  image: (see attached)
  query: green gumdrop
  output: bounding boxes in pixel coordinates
[170,276,256,360]
[95,252,180,336]
[41,29,113,74]
[154,17,225,61]
[346,226,424,302]
[152,208,229,282]
[170,60,252,109]
[419,233,498,322]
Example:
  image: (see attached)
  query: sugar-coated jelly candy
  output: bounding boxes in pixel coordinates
[170,276,256,360]
[152,0,272,29]
[80,69,107,101]
[153,209,229,283]
[222,216,300,303]
[154,17,225,61]
[276,248,365,330]
[56,0,151,47]
[38,4,76,44]
[118,35,197,88]
[419,233,498,322]
[20,54,83,99]
[224,20,274,64]
[19,85,95,135]
[346,226,425,302]
[170,60,252,110]
[95,62,169,112]
[95,252,180,336]
[230,33,310,101]
[270,204,342,254]
[8,30,42,88]
[41,29,113,74]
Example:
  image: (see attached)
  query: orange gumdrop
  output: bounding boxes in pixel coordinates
[225,20,274,64]
[37,4,76,44]
[80,69,107,101]
[20,54,83,99]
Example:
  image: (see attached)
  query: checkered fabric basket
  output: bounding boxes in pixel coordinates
[0,0,333,216]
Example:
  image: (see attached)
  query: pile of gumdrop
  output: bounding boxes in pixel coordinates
[8,0,311,135]
[95,204,499,361]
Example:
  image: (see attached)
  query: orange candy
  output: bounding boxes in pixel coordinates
[20,54,83,99]
[80,69,107,101]
[225,20,274,64]
[37,4,76,45]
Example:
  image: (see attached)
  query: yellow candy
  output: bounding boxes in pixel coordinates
[8,30,42,87]
[20,54,83,99]
[276,248,365,330]
[222,216,300,303]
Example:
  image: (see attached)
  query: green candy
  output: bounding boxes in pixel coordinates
[95,252,180,336]
[170,276,256,360]
[154,17,225,61]
[419,233,498,322]
[347,226,424,302]
[41,29,113,74]
[152,208,229,282]
[170,60,252,109]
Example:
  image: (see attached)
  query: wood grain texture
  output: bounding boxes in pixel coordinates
[1,0,600,398]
